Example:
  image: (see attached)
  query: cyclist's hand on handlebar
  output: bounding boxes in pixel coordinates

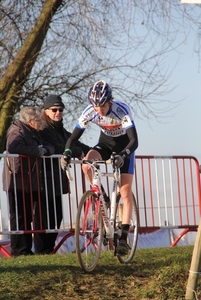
[111,152,124,168]
[61,150,72,170]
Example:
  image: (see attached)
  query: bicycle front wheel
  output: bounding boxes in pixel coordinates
[75,190,103,273]
[115,193,139,264]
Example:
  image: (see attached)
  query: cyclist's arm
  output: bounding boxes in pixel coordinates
[65,127,85,152]
[119,126,138,157]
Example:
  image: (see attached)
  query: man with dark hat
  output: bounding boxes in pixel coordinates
[43,94,65,110]
[34,94,91,254]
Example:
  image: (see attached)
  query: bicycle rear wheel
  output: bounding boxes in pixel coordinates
[75,190,103,273]
[115,193,139,264]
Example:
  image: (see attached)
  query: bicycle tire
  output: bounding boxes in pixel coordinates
[75,190,103,273]
[115,193,139,264]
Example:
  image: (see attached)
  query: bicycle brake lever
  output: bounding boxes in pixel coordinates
[114,169,120,182]
[66,165,73,181]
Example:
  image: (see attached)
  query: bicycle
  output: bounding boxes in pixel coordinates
[66,156,139,273]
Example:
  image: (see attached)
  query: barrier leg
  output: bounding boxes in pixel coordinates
[52,231,75,254]
[0,244,12,258]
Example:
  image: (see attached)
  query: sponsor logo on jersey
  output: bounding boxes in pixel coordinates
[79,116,89,127]
[99,123,121,130]
[103,127,125,136]
[110,119,118,125]
[122,115,132,127]
[116,106,126,119]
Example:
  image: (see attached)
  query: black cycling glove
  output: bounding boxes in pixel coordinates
[61,149,72,170]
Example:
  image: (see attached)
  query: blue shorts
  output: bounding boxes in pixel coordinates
[92,143,135,175]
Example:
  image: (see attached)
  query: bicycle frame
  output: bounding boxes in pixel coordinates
[90,163,120,239]
[67,159,120,238]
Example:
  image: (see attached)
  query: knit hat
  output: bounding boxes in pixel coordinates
[44,94,65,110]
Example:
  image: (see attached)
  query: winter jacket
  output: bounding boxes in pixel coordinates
[2,120,55,192]
[39,118,91,196]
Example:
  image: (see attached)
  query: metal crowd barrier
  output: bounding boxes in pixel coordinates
[134,155,201,246]
[0,154,200,257]
[0,154,85,257]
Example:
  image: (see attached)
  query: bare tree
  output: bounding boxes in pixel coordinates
[0,0,64,151]
[0,0,200,152]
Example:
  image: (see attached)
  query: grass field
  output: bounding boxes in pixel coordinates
[0,246,199,300]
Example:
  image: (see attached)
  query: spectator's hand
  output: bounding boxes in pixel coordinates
[38,146,47,157]
[113,154,124,168]
[44,144,55,156]
[61,151,71,170]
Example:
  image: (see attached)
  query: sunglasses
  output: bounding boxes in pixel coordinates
[49,108,64,113]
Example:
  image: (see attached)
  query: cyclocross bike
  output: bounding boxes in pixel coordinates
[66,155,139,273]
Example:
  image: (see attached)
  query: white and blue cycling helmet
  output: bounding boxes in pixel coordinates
[88,80,112,107]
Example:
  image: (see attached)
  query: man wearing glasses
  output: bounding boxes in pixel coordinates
[34,95,90,254]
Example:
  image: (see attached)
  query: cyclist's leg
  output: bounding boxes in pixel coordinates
[82,149,102,184]
[116,173,133,254]
[115,190,139,263]
[119,152,135,225]
[116,154,135,255]
[119,173,133,224]
[82,143,111,184]
[116,177,134,255]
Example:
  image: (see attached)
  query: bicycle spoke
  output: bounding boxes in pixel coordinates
[75,191,103,273]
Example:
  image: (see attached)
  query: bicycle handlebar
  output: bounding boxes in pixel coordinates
[67,158,113,165]
[65,158,119,181]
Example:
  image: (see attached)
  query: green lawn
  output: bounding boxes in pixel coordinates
[0,246,199,300]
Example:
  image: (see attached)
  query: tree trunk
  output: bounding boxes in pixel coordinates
[0,0,63,153]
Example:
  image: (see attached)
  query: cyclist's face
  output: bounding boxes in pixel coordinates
[93,103,111,116]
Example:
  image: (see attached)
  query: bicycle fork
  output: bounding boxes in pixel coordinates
[100,194,114,239]
[103,178,121,255]
[91,184,113,238]
[111,178,121,255]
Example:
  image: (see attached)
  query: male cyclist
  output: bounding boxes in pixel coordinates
[61,80,138,255]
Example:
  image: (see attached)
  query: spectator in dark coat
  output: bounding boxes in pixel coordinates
[3,107,54,257]
[34,94,91,254]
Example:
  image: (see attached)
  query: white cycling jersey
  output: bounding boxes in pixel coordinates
[76,100,135,138]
